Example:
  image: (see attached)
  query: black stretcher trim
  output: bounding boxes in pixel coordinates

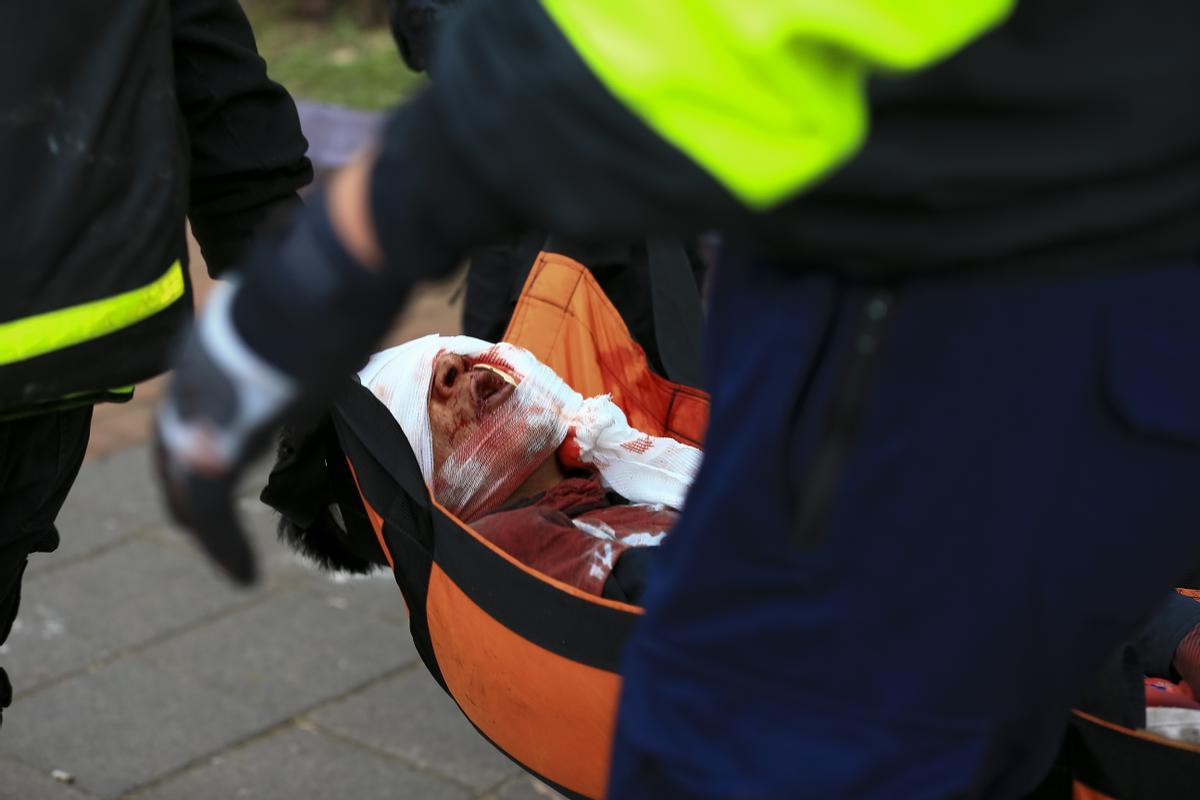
[432,509,638,674]
[1061,711,1200,799]
[334,382,431,510]
[332,383,447,691]
[646,235,705,390]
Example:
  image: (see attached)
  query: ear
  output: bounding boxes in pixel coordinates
[430,353,464,401]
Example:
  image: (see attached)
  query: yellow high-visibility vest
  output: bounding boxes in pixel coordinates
[540,0,1014,210]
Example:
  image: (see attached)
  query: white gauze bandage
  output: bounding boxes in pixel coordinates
[358,335,703,521]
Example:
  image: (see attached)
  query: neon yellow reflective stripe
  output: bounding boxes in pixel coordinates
[540,0,1014,209]
[0,261,185,366]
[58,385,134,401]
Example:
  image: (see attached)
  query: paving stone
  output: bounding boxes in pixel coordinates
[141,587,415,719]
[0,755,97,800]
[0,597,107,692]
[232,491,409,622]
[308,669,519,792]
[493,774,566,800]
[44,445,272,579]
[133,497,313,594]
[235,500,294,577]
[0,658,271,799]
[136,724,470,800]
[17,537,259,659]
[231,497,318,587]
[29,448,161,577]
[294,568,408,625]
[45,448,165,569]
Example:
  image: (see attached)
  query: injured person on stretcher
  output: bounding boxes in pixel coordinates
[274,335,702,604]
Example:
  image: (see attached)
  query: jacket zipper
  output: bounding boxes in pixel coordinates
[794,287,895,547]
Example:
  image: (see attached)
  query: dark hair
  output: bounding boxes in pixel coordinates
[263,422,388,575]
[276,508,381,575]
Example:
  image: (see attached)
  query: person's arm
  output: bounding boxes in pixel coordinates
[170,0,313,277]
[367,0,1015,258]
[155,0,1013,584]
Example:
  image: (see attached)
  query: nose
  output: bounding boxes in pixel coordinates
[431,353,467,400]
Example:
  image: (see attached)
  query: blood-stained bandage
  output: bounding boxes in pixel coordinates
[358,335,702,521]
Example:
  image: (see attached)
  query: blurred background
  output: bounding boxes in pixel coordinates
[0,6,557,800]
[245,0,422,111]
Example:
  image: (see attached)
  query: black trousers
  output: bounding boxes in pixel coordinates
[0,407,92,650]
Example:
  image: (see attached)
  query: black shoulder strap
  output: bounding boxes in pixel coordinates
[1061,711,1200,799]
[646,235,705,389]
[508,230,553,304]
[332,380,431,511]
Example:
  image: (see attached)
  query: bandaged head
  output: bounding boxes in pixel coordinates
[358,335,701,521]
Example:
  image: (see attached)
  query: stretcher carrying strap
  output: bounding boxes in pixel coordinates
[1051,710,1200,799]
[0,260,185,366]
[646,236,704,389]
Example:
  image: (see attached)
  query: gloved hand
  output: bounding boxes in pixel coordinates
[155,192,412,585]
[155,279,296,584]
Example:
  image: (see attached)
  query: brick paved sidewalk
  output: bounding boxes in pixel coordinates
[1,255,562,799]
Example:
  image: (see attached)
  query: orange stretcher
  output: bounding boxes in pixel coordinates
[326,251,705,799]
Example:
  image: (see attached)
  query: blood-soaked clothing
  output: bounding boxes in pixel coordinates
[471,475,674,597]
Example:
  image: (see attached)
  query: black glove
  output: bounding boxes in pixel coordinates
[156,194,411,585]
[154,296,290,585]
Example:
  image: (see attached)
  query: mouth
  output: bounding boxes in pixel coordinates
[471,366,516,414]
[472,362,518,386]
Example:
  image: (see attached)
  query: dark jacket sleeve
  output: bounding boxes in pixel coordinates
[426,0,739,242]
[170,0,313,277]
[387,0,458,72]
[366,0,739,285]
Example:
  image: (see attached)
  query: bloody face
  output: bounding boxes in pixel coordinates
[421,345,572,521]
[427,352,516,476]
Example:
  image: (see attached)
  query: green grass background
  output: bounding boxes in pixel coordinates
[245,1,425,110]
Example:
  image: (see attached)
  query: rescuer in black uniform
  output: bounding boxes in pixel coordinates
[0,0,311,728]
